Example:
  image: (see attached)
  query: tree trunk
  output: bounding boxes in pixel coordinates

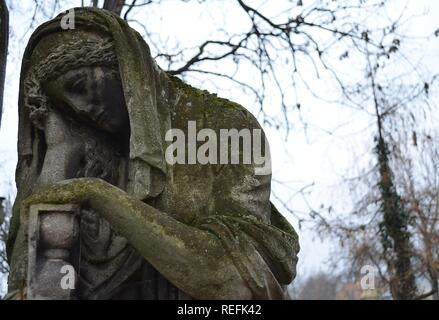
[0,0,8,128]
[103,0,125,16]
[376,137,417,299]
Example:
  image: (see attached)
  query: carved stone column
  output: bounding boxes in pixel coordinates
[27,204,79,300]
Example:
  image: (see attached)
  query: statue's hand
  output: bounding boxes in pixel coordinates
[20,177,106,222]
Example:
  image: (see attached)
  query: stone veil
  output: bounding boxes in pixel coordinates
[6,7,300,300]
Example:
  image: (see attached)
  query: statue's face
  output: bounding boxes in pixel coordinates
[44,66,129,133]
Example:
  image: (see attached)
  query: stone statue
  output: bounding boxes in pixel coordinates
[6,7,299,300]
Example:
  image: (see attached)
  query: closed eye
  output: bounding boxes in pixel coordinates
[66,75,87,94]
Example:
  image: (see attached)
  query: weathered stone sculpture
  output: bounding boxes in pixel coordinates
[6,8,299,300]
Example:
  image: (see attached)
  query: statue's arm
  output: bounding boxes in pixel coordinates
[21,178,252,299]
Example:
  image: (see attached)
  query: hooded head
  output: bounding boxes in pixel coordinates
[16,7,170,204]
[6,8,175,292]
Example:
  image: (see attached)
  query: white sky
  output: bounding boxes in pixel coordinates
[1,0,439,295]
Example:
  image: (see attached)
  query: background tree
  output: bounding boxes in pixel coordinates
[394,130,439,299]
[0,197,10,275]
[293,272,338,300]
[0,195,10,297]
[312,39,438,299]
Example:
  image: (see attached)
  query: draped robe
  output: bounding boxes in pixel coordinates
[6,7,299,300]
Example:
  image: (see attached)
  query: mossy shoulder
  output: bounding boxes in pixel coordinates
[167,73,259,131]
[168,74,247,111]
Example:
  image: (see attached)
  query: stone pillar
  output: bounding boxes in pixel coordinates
[27,204,79,300]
